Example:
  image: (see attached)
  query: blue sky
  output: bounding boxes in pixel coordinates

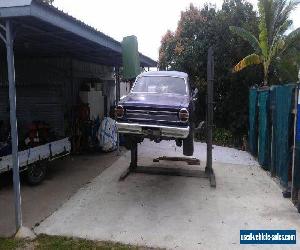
[54,0,300,61]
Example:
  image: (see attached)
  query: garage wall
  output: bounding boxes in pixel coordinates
[0,86,64,137]
[0,58,68,137]
[0,57,115,138]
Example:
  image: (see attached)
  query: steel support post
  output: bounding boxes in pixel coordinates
[119,143,138,181]
[205,47,216,187]
[130,143,138,170]
[206,47,214,172]
[5,19,22,230]
[115,67,120,104]
[115,67,121,155]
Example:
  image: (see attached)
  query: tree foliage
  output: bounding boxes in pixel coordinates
[230,0,300,85]
[159,0,262,145]
[274,43,300,82]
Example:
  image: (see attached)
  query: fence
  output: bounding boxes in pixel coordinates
[248,84,300,210]
[258,88,271,169]
[248,87,258,156]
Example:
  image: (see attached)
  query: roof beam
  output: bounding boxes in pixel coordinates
[0,5,30,17]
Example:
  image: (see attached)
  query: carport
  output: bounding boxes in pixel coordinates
[0,0,156,234]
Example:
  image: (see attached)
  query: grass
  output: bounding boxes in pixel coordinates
[0,237,25,250]
[0,234,160,250]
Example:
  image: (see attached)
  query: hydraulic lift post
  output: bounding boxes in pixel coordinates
[205,47,216,187]
[120,48,216,187]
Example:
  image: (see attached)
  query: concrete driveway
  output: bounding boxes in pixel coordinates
[0,150,120,237]
[35,140,300,249]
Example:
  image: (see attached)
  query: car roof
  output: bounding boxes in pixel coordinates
[139,71,188,79]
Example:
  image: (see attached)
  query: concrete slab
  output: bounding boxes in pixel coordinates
[15,226,36,240]
[35,141,300,249]
[0,150,120,237]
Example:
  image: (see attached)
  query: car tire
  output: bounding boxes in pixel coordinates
[26,162,47,185]
[183,128,194,156]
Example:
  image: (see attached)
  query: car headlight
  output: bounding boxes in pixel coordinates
[115,105,125,119]
[179,108,189,122]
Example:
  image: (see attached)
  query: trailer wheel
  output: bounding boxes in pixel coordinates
[27,163,47,185]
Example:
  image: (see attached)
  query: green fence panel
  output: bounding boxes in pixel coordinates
[249,87,258,156]
[270,86,277,175]
[293,86,300,189]
[258,90,270,169]
[270,85,295,186]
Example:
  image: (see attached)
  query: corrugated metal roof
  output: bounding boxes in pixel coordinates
[0,0,32,8]
[0,0,156,67]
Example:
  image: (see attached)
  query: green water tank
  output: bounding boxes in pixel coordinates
[122,35,141,80]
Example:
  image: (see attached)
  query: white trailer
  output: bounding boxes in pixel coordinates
[0,138,71,185]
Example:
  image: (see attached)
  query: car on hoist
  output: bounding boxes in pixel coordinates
[115,71,197,156]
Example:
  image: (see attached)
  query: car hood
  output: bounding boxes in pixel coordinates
[120,93,189,109]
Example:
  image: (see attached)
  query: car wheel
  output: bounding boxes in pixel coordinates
[27,163,47,185]
[183,129,194,156]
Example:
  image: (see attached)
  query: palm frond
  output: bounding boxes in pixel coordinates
[269,38,285,60]
[269,0,299,40]
[258,0,269,57]
[284,27,300,50]
[260,0,274,43]
[274,19,292,38]
[268,20,291,58]
[276,0,300,27]
[229,26,261,54]
[233,54,262,72]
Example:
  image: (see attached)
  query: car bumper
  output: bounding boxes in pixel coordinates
[116,122,189,139]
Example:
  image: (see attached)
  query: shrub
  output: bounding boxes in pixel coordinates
[195,127,239,148]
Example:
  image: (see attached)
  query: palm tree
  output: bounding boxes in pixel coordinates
[230,0,300,85]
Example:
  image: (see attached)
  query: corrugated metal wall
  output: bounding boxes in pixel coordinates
[0,86,64,137]
[0,57,114,138]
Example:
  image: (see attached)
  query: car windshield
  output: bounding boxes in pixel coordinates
[132,76,187,95]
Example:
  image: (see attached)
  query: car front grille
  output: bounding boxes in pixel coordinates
[124,108,184,126]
